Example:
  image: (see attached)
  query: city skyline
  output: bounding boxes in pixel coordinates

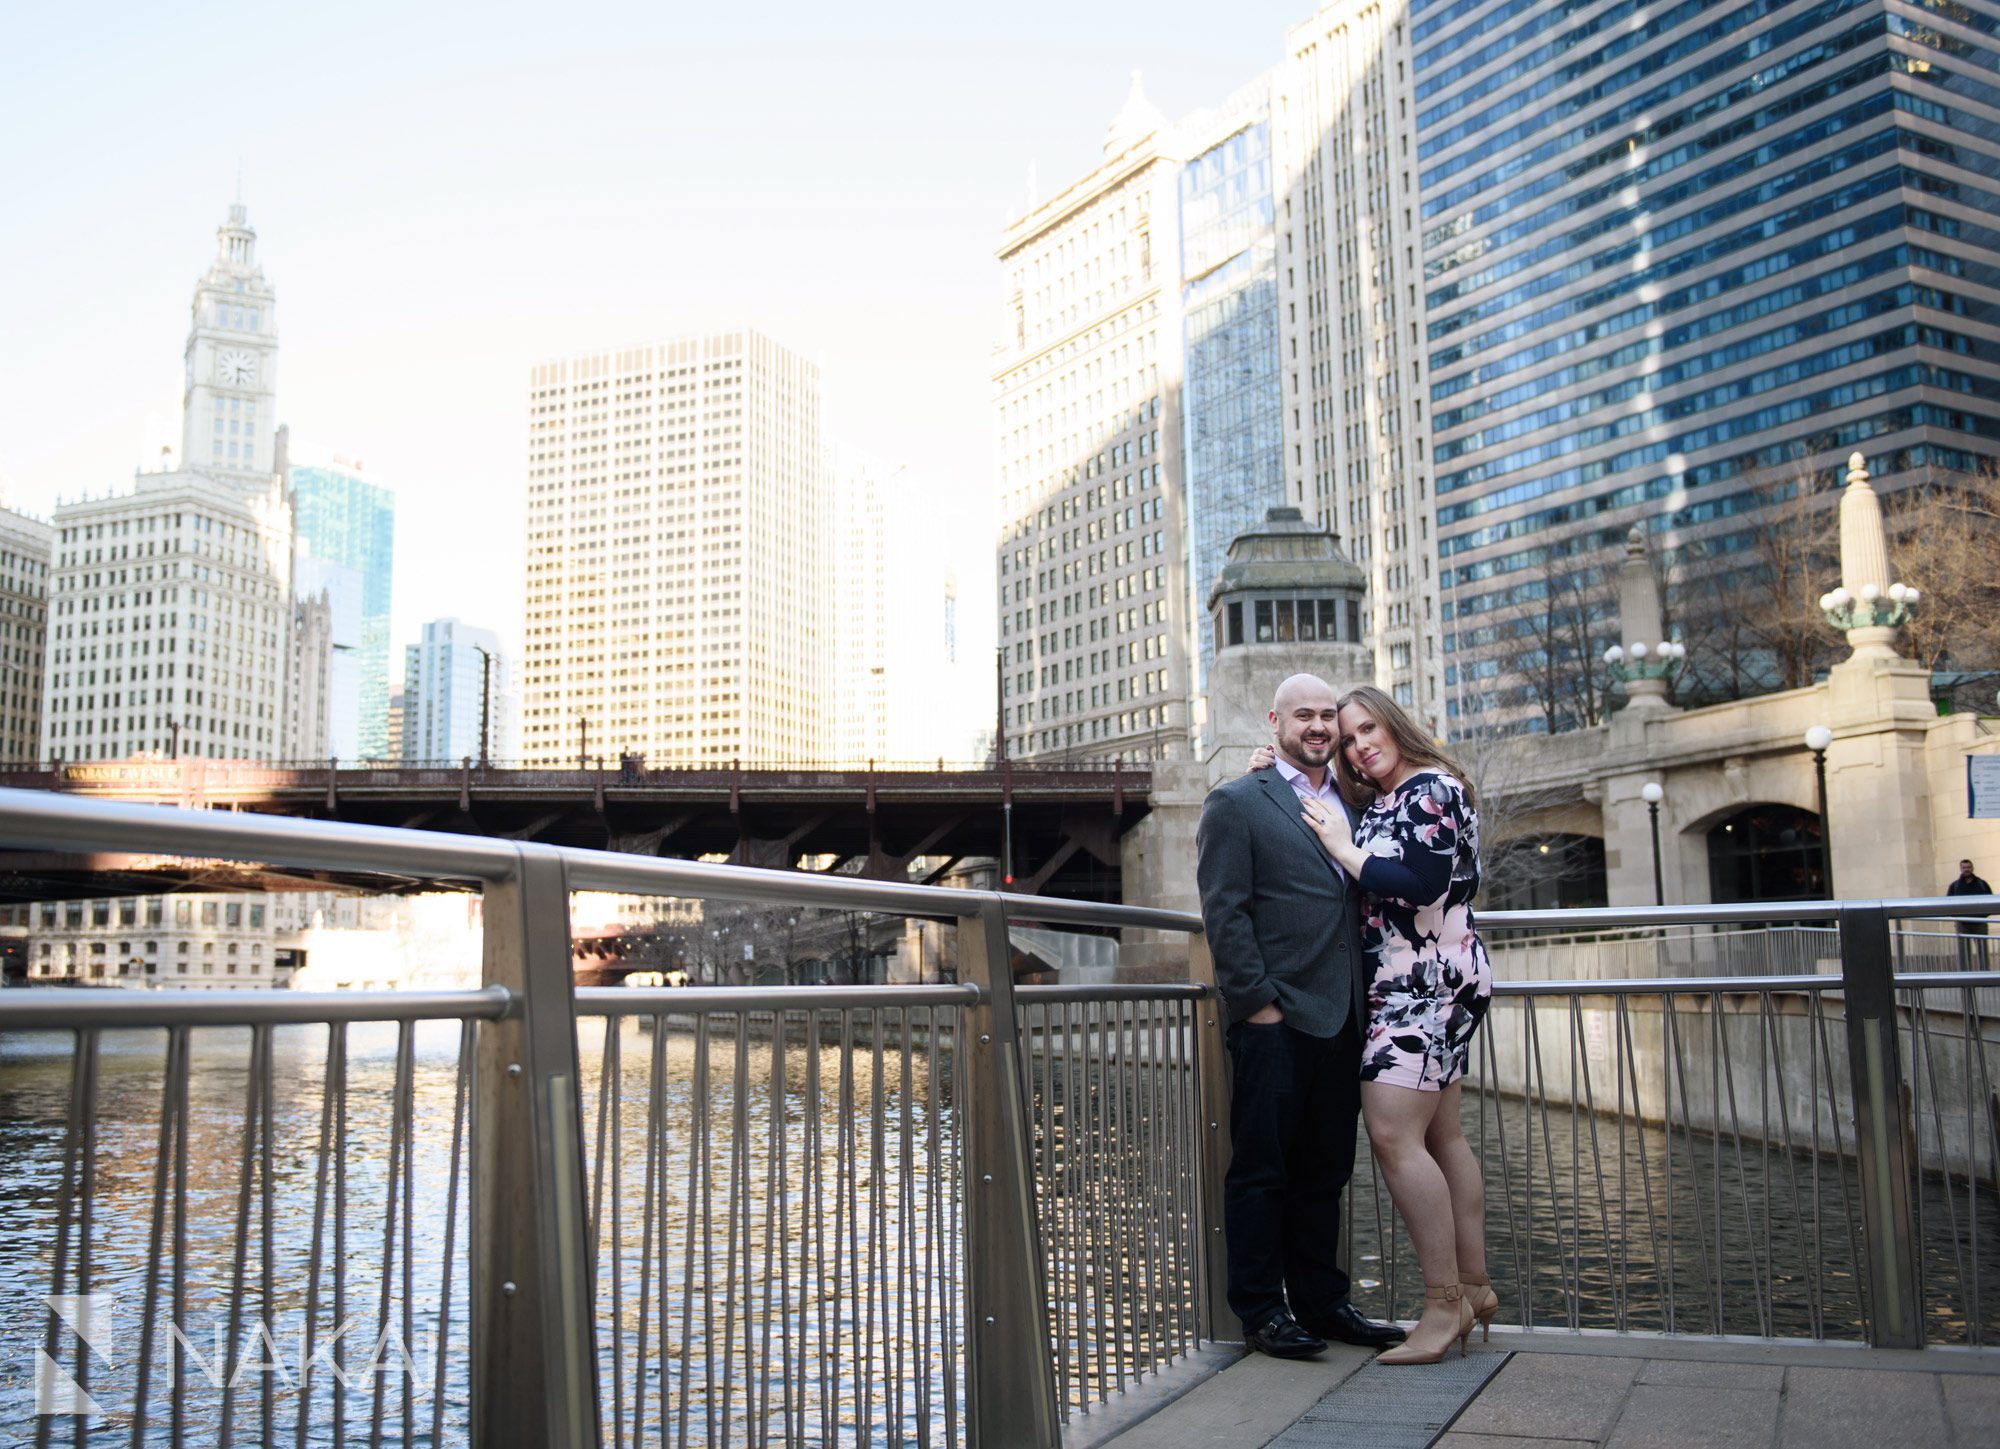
[0,0,1313,672]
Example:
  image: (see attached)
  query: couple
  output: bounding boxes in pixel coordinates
[1195,675,1495,1365]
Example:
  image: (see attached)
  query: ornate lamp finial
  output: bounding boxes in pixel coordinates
[1605,525,1684,706]
[1820,452,1916,657]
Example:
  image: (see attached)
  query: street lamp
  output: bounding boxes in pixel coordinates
[1641,782,1666,906]
[1804,725,1834,896]
[472,645,494,767]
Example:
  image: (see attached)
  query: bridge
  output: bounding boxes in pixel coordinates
[0,756,1152,904]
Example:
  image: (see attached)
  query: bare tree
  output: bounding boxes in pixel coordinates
[1885,463,2000,676]
[1671,464,1841,704]
[1495,557,1617,733]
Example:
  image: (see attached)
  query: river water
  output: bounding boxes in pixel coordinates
[2,1018,1995,1447]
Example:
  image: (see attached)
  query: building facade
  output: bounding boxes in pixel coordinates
[1177,77,1292,755]
[403,617,509,763]
[1413,0,2000,730]
[0,504,52,763]
[1272,0,1445,726]
[181,203,279,485]
[285,453,395,759]
[40,204,300,764]
[41,471,293,762]
[995,77,1190,762]
[285,586,334,758]
[11,891,302,989]
[521,330,828,765]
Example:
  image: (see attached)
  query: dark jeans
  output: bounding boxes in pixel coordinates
[1223,1015,1361,1332]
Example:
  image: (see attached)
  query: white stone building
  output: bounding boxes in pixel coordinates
[995,76,1189,763]
[521,330,828,766]
[12,891,301,988]
[0,503,52,763]
[1272,0,1444,727]
[39,202,303,764]
[182,204,280,484]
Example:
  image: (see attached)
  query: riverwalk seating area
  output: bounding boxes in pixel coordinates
[1,786,1997,1447]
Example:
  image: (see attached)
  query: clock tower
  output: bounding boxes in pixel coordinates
[181,202,279,483]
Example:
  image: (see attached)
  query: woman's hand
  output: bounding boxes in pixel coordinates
[1247,744,1275,773]
[1300,795,1367,875]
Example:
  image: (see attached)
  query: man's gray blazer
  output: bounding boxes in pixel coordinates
[1195,769,1367,1037]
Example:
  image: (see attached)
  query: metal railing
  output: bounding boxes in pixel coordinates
[2,788,1998,1448]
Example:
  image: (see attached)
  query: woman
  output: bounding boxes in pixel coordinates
[1249,684,1495,1363]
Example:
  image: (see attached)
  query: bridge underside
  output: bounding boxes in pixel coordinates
[0,765,1150,905]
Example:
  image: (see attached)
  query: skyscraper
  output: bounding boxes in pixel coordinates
[41,204,297,764]
[1273,1,1445,724]
[1177,76,1290,753]
[1414,0,2000,727]
[521,330,828,765]
[403,618,509,763]
[0,504,52,763]
[284,452,395,758]
[995,75,1189,762]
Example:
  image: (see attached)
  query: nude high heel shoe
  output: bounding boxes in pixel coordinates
[1460,1270,1500,1342]
[1376,1282,1474,1365]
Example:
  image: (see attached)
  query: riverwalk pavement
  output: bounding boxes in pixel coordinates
[1077,1331,2000,1449]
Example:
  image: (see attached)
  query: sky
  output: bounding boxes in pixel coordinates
[0,0,1313,665]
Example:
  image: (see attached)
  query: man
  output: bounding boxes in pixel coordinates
[1194,673,1403,1358]
[1948,859,1993,969]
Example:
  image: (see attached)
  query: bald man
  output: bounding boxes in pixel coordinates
[1194,674,1402,1357]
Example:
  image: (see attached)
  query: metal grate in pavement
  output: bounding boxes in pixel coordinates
[1265,1349,1511,1449]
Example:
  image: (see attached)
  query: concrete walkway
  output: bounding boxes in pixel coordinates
[1085,1334,2000,1449]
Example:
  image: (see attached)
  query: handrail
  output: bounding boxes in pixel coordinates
[1488,970,2000,997]
[575,983,981,1014]
[0,786,1197,928]
[0,984,517,1027]
[9,786,1997,937]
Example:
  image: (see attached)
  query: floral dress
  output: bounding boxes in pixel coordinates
[1352,770,1492,1091]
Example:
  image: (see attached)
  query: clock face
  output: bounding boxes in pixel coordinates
[215,349,256,386]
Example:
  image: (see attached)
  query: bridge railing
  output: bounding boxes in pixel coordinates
[2,788,1997,1448]
[2,754,1152,779]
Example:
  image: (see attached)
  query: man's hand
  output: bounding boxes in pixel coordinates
[1246,1002,1284,1025]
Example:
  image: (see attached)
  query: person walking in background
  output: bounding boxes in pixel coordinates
[1948,858,1993,970]
[1195,674,1406,1360]
[1251,684,1496,1364]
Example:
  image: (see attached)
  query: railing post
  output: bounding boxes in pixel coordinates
[1186,932,1236,1342]
[472,845,602,1447]
[958,899,1060,1447]
[1838,901,1923,1348]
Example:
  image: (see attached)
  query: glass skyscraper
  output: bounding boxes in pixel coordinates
[1179,83,1288,749]
[286,462,395,758]
[404,618,509,763]
[1417,0,2000,726]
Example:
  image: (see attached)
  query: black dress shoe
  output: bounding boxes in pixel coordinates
[1244,1313,1327,1359]
[1300,1300,1406,1348]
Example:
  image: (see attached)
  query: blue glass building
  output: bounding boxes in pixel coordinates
[1179,90,1287,745]
[1416,0,2000,722]
[403,618,508,763]
[287,463,395,758]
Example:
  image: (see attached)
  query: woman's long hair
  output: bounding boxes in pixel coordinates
[1333,684,1477,812]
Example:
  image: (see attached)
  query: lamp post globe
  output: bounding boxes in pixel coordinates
[1803,725,1833,754]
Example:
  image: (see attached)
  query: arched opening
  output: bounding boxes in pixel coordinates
[1706,804,1826,903]
[1484,833,1608,911]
